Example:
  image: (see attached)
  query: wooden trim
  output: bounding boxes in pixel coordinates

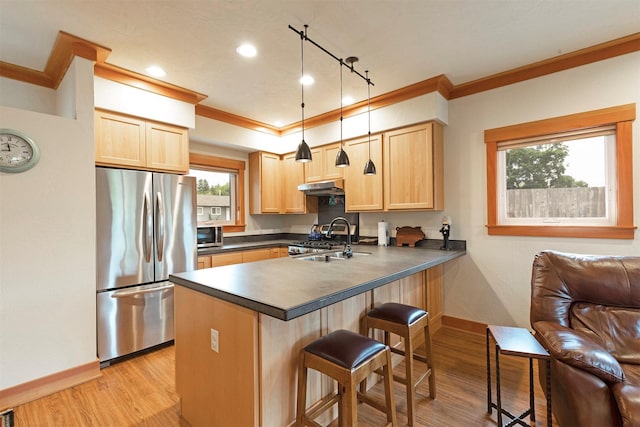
[0,360,100,410]
[189,153,245,172]
[484,104,637,240]
[280,75,453,136]
[484,104,636,142]
[95,63,207,105]
[441,316,487,336]
[450,32,640,99]
[189,153,246,232]
[486,225,636,240]
[0,31,111,89]
[194,105,280,135]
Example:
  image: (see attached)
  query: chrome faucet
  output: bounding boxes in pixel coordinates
[327,216,353,258]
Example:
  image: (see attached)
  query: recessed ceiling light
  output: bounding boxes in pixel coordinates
[236,44,257,58]
[299,75,314,86]
[273,121,284,128]
[146,66,166,78]
[342,96,355,106]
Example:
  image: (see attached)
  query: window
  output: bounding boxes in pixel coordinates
[189,153,246,232]
[485,104,635,239]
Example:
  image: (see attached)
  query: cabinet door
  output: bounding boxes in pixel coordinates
[146,122,189,174]
[344,135,383,211]
[249,152,281,214]
[211,252,243,267]
[242,249,272,263]
[321,143,343,180]
[281,153,307,213]
[304,147,323,182]
[197,255,212,270]
[95,111,146,168]
[384,123,437,210]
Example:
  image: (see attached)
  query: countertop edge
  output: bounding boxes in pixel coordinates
[171,248,465,321]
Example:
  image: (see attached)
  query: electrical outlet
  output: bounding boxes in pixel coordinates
[210,328,219,353]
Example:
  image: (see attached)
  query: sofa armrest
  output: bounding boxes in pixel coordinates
[533,321,625,384]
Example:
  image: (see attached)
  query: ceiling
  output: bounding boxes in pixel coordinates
[1,0,639,128]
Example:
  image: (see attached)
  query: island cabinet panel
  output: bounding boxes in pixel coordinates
[175,286,260,427]
[344,134,384,211]
[383,122,444,211]
[426,265,444,331]
[259,311,323,427]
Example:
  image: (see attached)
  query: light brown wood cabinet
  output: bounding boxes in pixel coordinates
[197,247,288,269]
[344,134,384,211]
[383,122,444,210]
[95,109,189,174]
[249,151,281,214]
[281,153,315,214]
[304,142,343,182]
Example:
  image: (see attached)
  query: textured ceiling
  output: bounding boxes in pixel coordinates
[1,0,639,128]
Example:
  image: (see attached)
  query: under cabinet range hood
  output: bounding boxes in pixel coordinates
[298,179,345,196]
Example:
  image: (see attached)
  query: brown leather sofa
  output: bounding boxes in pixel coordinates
[530,250,640,427]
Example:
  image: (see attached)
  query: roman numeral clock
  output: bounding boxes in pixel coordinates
[0,129,40,173]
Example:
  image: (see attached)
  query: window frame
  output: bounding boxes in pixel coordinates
[190,153,246,233]
[484,104,636,239]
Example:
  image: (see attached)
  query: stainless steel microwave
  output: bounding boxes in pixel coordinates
[197,225,223,249]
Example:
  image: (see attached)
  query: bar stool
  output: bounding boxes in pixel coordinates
[362,302,436,426]
[296,329,397,427]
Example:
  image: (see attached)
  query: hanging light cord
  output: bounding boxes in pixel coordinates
[339,60,344,145]
[367,70,371,157]
[300,26,306,142]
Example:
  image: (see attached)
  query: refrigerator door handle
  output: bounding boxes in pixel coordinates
[110,283,174,298]
[143,192,153,263]
[156,191,165,262]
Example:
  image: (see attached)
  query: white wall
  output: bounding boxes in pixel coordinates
[443,53,640,328]
[0,58,96,389]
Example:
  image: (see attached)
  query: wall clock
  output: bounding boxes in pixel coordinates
[0,129,40,173]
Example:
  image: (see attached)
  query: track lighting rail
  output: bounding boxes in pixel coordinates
[288,24,374,87]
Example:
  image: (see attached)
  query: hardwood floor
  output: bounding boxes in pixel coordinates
[13,327,556,426]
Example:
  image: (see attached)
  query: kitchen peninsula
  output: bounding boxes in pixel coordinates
[169,243,465,426]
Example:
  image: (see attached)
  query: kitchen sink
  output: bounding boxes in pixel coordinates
[295,250,371,262]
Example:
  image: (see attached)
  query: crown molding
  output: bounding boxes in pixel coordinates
[450,32,640,99]
[1,30,638,132]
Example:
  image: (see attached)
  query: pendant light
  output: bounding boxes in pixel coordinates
[295,25,312,163]
[363,70,376,175]
[335,59,350,167]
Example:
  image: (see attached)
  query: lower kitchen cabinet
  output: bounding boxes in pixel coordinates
[197,247,288,269]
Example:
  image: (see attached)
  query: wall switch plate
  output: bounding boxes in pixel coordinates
[210,328,219,353]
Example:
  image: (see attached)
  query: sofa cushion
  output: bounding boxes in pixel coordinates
[535,321,625,383]
[571,303,640,364]
[611,364,640,427]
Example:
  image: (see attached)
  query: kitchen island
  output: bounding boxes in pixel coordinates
[170,243,465,426]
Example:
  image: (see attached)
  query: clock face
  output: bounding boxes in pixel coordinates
[0,129,40,173]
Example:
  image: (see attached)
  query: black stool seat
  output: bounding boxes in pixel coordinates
[367,302,427,325]
[305,329,386,369]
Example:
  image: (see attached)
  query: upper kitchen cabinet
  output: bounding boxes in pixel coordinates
[249,151,281,214]
[344,134,384,211]
[95,109,189,174]
[282,153,317,214]
[383,122,444,210]
[304,142,343,182]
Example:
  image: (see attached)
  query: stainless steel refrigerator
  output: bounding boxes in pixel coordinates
[96,167,196,364]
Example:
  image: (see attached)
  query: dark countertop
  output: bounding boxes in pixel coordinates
[171,243,465,321]
[197,239,292,255]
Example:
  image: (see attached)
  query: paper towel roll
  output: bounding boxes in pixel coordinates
[378,221,389,246]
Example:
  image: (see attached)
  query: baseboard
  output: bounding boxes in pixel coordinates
[0,359,101,410]
[442,315,487,335]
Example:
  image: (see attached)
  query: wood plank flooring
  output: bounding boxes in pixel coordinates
[12,327,556,426]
